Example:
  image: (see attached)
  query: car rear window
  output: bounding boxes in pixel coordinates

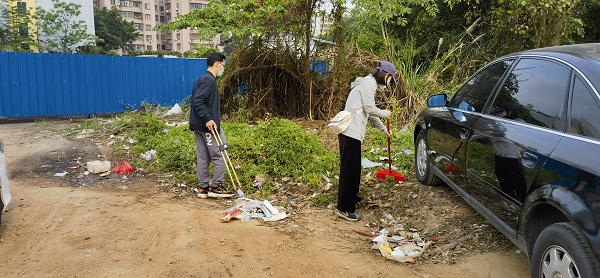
[449,60,513,113]
[570,76,600,140]
[490,58,570,131]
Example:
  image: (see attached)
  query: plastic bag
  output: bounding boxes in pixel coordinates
[113,160,133,174]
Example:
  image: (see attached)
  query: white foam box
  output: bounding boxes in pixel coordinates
[87,161,111,174]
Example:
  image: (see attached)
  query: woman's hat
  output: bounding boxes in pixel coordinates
[377,61,397,83]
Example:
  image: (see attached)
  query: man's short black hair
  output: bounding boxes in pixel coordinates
[207,52,226,67]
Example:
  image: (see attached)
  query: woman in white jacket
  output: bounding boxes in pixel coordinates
[335,61,396,221]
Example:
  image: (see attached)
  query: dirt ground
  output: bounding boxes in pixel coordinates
[0,120,531,278]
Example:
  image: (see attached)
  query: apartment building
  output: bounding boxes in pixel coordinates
[94,0,220,53]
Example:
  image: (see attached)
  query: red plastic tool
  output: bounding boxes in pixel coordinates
[375,118,407,182]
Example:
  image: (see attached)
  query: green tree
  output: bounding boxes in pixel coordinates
[183,44,220,58]
[93,7,139,53]
[158,0,323,119]
[37,0,96,53]
[0,0,38,52]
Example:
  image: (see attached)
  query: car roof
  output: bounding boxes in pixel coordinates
[504,44,600,91]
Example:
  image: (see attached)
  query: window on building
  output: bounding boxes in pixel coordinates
[146,35,152,41]
[120,1,131,7]
[134,12,143,19]
[176,33,180,40]
[161,44,165,50]
[138,34,143,40]
[190,3,207,9]
[166,13,171,20]
[156,34,159,40]
[146,24,151,30]
[176,3,179,9]
[155,15,158,21]
[145,3,149,9]
[16,2,26,16]
[165,3,170,9]
[159,6,164,11]
[136,44,144,50]
[145,14,150,20]
[160,16,165,22]
[177,43,180,50]
[133,1,142,8]
[166,43,172,50]
[111,0,116,5]
[147,45,152,50]
[161,35,165,41]
[18,24,28,38]
[121,11,133,18]
[166,34,171,40]
[155,5,157,10]
[134,23,143,30]
[157,44,160,49]
[190,34,198,40]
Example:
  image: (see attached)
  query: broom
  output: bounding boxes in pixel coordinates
[375,118,407,182]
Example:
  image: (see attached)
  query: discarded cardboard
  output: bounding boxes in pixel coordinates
[87,161,111,174]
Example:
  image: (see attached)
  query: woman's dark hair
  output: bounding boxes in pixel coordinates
[371,63,388,85]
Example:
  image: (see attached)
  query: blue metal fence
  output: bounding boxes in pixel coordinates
[0,52,208,117]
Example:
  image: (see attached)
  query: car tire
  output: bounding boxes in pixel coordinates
[415,131,443,186]
[531,222,599,278]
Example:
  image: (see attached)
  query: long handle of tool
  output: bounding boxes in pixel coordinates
[210,128,237,190]
[387,118,392,174]
[213,128,242,190]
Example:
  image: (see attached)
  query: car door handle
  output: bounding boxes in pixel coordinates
[460,128,469,140]
[520,151,538,169]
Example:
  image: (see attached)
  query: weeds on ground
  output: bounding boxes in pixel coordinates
[33,119,52,127]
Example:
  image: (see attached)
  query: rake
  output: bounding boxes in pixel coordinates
[375,118,407,182]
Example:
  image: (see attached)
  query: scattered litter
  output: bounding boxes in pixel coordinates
[99,171,111,177]
[292,225,300,228]
[109,135,115,138]
[84,171,90,176]
[118,186,128,190]
[54,172,68,177]
[320,174,330,183]
[165,103,183,116]
[401,149,414,155]
[369,147,375,153]
[68,166,79,169]
[87,161,111,174]
[113,160,133,174]
[324,183,332,191]
[128,138,136,144]
[361,158,383,168]
[365,172,372,178]
[309,192,318,198]
[379,156,389,161]
[106,141,115,147]
[516,250,522,254]
[353,229,377,237]
[179,184,187,188]
[165,121,189,127]
[221,198,286,223]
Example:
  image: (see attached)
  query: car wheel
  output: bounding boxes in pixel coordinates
[415,131,443,186]
[531,223,599,278]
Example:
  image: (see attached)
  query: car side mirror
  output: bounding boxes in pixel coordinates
[428,94,447,107]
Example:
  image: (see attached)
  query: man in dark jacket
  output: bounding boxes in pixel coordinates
[190,52,234,198]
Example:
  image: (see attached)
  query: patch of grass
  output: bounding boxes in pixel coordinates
[33,119,52,127]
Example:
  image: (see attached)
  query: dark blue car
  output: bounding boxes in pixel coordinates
[414,43,600,278]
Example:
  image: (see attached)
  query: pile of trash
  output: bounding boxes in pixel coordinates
[219,198,287,223]
[357,227,433,263]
